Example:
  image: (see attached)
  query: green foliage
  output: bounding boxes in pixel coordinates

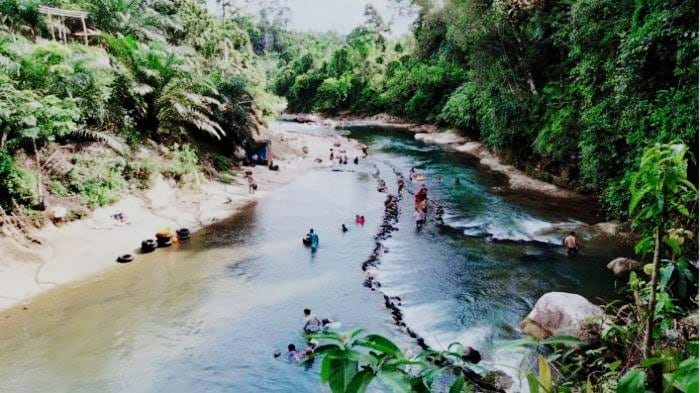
[0,151,37,208]
[311,329,477,393]
[617,369,647,393]
[124,156,157,189]
[161,144,199,183]
[211,153,231,172]
[0,0,279,214]
[268,0,697,218]
[68,154,125,208]
[48,179,69,197]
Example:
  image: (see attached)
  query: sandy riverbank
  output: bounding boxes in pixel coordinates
[0,123,362,312]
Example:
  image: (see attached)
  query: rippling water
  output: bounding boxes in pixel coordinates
[0,122,629,392]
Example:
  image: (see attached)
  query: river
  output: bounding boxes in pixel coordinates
[0,122,628,392]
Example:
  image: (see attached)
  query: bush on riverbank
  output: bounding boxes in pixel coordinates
[0,0,280,219]
[268,0,698,220]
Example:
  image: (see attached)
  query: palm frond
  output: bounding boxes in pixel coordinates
[68,128,128,155]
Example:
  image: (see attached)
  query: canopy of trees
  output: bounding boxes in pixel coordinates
[269,0,698,218]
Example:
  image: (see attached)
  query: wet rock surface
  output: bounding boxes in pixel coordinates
[520,292,603,340]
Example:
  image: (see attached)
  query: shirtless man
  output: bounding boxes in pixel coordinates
[563,231,581,256]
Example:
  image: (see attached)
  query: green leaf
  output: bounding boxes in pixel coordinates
[617,369,646,393]
[659,264,675,291]
[640,357,671,367]
[409,378,432,393]
[540,335,586,347]
[345,369,375,393]
[538,355,552,392]
[377,368,412,393]
[664,357,698,393]
[320,355,333,382]
[358,334,404,358]
[526,373,540,393]
[327,358,358,393]
[449,374,465,393]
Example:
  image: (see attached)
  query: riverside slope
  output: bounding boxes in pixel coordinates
[0,123,362,311]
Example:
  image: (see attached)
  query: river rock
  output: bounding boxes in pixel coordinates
[483,370,514,391]
[520,292,603,339]
[607,257,643,277]
[414,131,467,145]
[594,221,622,236]
[461,346,481,364]
[295,113,321,123]
[409,124,438,133]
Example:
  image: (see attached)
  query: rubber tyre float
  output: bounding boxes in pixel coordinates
[176,228,191,240]
[116,254,134,263]
[157,238,172,248]
[141,239,157,253]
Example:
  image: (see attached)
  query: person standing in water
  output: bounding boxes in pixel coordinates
[307,228,319,248]
[413,209,425,229]
[302,308,322,333]
[563,231,581,256]
[397,178,404,193]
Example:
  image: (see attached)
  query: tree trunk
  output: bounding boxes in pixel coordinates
[642,224,662,358]
[32,139,44,209]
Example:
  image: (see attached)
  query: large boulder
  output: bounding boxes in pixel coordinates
[520,292,603,339]
[409,124,438,133]
[607,257,644,277]
[295,113,321,123]
[414,131,467,145]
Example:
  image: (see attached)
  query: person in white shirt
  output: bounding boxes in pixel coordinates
[302,308,321,333]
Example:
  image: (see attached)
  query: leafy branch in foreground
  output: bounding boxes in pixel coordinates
[310,329,498,393]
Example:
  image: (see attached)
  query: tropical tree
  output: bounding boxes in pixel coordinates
[628,143,697,359]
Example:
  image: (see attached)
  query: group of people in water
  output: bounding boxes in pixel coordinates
[277,308,337,365]
[329,148,359,166]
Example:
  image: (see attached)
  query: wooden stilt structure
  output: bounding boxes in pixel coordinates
[38,5,97,45]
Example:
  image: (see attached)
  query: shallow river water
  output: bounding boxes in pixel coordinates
[0,122,629,392]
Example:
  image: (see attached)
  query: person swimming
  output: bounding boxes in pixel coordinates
[353,156,359,165]
[285,343,302,363]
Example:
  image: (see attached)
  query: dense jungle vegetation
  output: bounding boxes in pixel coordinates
[269,0,699,219]
[0,0,283,215]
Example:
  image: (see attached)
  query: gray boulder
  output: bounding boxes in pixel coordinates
[520,292,603,339]
[607,257,643,277]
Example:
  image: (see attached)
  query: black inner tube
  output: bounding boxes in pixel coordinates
[116,254,134,263]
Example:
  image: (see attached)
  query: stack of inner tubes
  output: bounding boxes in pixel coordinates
[141,239,157,253]
[156,233,172,247]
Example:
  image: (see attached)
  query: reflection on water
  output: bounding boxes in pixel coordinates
[0,124,629,392]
